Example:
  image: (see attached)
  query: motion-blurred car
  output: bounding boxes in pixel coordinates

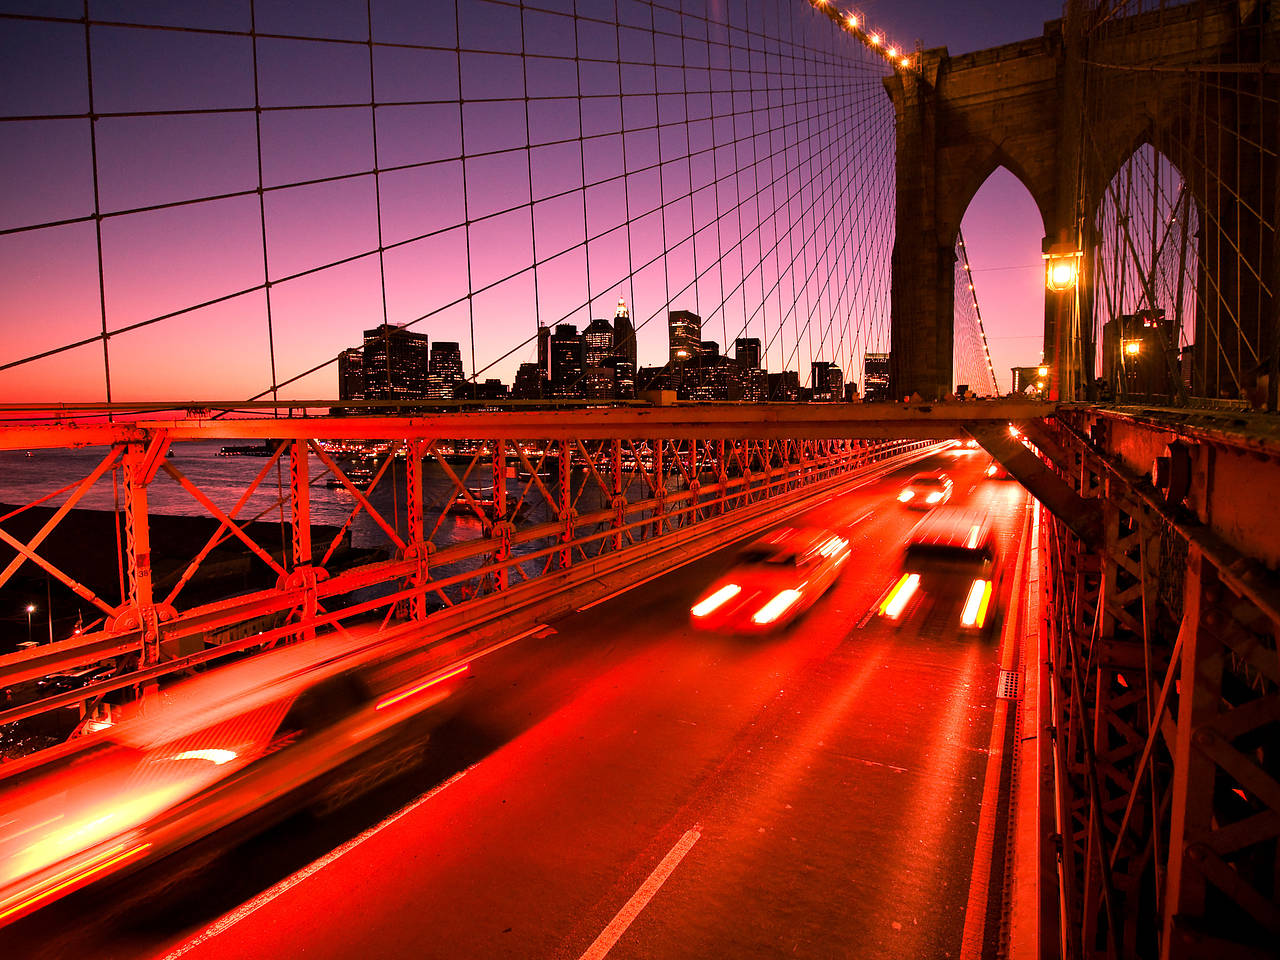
[897,472,953,509]
[984,459,1012,480]
[0,638,468,927]
[690,527,851,633]
[880,507,999,631]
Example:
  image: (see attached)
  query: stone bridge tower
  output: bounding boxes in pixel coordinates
[884,0,1277,402]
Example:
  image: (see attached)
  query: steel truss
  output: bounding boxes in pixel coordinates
[1038,406,1280,959]
[0,415,930,744]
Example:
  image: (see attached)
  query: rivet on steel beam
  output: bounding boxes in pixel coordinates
[1193,728,1215,746]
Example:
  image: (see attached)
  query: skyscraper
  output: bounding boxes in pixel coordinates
[537,324,550,378]
[611,298,636,398]
[735,337,761,370]
[668,310,701,363]
[550,323,584,397]
[810,361,843,402]
[361,323,430,401]
[863,352,891,401]
[337,348,364,402]
[427,340,464,400]
[583,316,615,367]
[512,362,543,400]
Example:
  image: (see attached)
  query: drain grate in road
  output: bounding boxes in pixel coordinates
[997,669,1022,700]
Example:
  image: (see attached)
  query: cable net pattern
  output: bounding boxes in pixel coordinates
[952,229,998,397]
[0,0,895,405]
[1081,0,1277,408]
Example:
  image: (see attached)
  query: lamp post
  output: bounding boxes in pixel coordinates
[25,603,35,644]
[1043,240,1084,400]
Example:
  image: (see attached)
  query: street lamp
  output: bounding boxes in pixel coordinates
[1043,242,1083,292]
[1123,340,1142,357]
[25,603,35,644]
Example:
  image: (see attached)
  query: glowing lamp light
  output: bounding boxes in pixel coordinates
[1037,365,1048,377]
[26,604,35,613]
[869,33,881,45]
[752,589,803,625]
[1043,244,1083,292]
[691,583,742,618]
[846,14,858,27]
[1123,340,1142,356]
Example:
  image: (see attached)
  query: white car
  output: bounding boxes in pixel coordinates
[0,639,468,927]
[691,527,851,633]
[897,472,953,509]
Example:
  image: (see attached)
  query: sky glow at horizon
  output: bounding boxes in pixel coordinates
[0,0,1065,403]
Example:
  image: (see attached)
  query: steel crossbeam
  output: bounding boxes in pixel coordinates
[1037,406,1280,959]
[0,412,941,745]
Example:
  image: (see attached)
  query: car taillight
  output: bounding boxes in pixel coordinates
[898,490,914,502]
[961,579,993,628]
[752,589,803,625]
[376,662,470,711]
[0,841,152,924]
[691,584,742,618]
[880,574,920,619]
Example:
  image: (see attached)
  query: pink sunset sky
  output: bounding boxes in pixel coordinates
[0,0,1063,403]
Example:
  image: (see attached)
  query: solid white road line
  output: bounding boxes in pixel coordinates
[156,769,470,960]
[578,827,702,960]
[958,498,1032,960]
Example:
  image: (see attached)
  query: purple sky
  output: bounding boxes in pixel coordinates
[0,0,1065,402]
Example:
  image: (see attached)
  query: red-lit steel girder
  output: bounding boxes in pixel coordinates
[0,420,938,741]
[1038,405,1280,960]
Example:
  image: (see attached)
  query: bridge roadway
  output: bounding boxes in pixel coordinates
[2,446,1031,960]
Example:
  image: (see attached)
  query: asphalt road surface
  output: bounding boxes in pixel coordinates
[2,445,1030,960]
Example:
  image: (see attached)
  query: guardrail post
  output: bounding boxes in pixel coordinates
[288,439,317,641]
[611,438,624,551]
[716,439,728,515]
[121,441,160,666]
[406,439,428,620]
[559,439,573,570]
[653,438,666,536]
[492,439,510,590]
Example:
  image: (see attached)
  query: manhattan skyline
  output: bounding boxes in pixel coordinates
[0,0,1063,404]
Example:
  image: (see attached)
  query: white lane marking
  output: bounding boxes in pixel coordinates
[470,623,554,660]
[157,769,470,960]
[577,568,680,612]
[849,509,873,527]
[578,827,702,960]
[958,498,1032,960]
